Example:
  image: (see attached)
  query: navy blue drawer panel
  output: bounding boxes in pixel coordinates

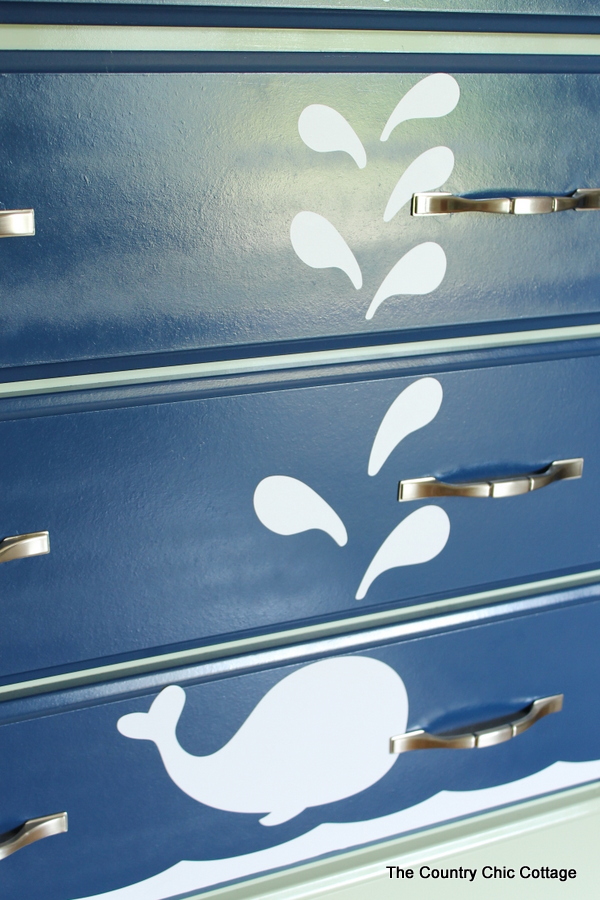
[3,72,600,372]
[1,598,599,900]
[1,353,600,678]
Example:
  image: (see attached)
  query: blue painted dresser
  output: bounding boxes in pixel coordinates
[1,2,600,898]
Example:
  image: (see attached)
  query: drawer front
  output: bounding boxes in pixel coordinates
[1,352,600,679]
[1,597,599,900]
[2,71,600,372]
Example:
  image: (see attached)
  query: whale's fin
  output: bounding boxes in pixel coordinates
[259,807,306,826]
[117,684,186,744]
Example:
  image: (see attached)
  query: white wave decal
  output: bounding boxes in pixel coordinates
[381,74,460,142]
[290,212,362,289]
[75,758,600,900]
[118,658,408,825]
[384,146,455,222]
[253,475,347,546]
[366,242,446,320]
[368,378,443,477]
[355,506,450,601]
[298,105,366,169]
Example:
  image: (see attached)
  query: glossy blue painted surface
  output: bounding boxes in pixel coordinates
[2,73,600,372]
[1,352,600,680]
[0,596,599,900]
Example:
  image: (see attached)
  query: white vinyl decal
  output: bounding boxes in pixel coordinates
[117,657,408,825]
[253,475,348,546]
[76,757,600,899]
[290,211,362,289]
[368,378,443,476]
[366,242,447,321]
[383,146,455,222]
[298,104,367,168]
[355,506,450,601]
[380,73,460,142]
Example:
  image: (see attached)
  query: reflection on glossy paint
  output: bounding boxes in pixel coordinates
[355,506,450,601]
[384,146,455,221]
[368,378,443,477]
[118,657,408,825]
[366,242,447,320]
[253,475,348,546]
[298,104,367,169]
[290,211,362,289]
[380,73,460,142]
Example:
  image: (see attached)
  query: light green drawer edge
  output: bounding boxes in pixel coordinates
[1,24,600,55]
[1,566,598,702]
[196,780,600,900]
[3,324,600,400]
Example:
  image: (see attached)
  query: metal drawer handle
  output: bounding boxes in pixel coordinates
[398,457,583,501]
[0,812,67,860]
[0,531,50,563]
[0,209,35,237]
[412,189,600,216]
[390,694,563,754]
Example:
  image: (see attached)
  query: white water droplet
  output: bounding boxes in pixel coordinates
[291,212,362,289]
[298,105,367,169]
[384,147,454,222]
[381,74,460,142]
[254,476,348,547]
[368,378,443,477]
[355,506,450,600]
[366,242,446,320]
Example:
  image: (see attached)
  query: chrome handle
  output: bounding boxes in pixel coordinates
[412,189,600,216]
[390,694,563,754]
[0,531,50,563]
[0,812,67,860]
[398,457,582,501]
[0,209,35,237]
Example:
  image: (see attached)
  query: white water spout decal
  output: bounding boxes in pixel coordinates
[384,147,455,222]
[290,212,362,289]
[117,657,408,826]
[368,378,443,477]
[253,476,348,546]
[298,105,366,169]
[355,506,450,600]
[366,242,446,320]
[381,74,460,142]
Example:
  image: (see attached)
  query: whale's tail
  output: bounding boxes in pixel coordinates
[117,684,186,745]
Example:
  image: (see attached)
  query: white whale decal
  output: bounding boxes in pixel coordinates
[118,657,408,826]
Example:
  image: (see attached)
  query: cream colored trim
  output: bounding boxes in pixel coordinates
[195,781,600,900]
[1,566,598,702]
[0,24,599,55]
[3,323,600,399]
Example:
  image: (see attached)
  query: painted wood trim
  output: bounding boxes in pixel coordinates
[1,567,598,704]
[2,324,600,399]
[1,24,600,54]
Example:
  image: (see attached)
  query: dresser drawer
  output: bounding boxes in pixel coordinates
[2,71,600,372]
[1,351,599,679]
[0,595,599,900]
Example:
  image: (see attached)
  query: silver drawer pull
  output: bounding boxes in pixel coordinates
[398,457,583,501]
[391,694,563,754]
[0,209,35,237]
[0,812,67,860]
[0,531,50,563]
[412,189,600,216]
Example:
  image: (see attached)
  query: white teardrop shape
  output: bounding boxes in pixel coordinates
[117,657,408,826]
[298,105,367,169]
[368,378,443,477]
[254,475,348,547]
[355,506,450,600]
[290,212,362,289]
[380,74,460,142]
[384,146,455,222]
[366,242,446,320]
